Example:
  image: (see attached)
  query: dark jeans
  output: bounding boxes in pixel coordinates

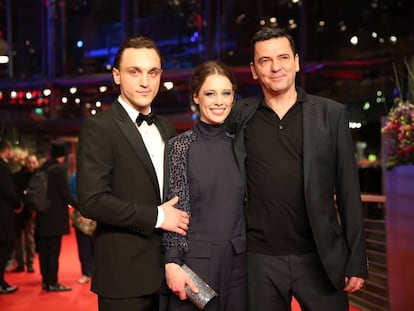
[75,228,94,276]
[36,235,62,286]
[247,252,349,311]
[14,216,35,267]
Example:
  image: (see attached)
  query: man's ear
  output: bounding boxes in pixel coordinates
[112,68,120,85]
[250,62,258,80]
[295,54,300,73]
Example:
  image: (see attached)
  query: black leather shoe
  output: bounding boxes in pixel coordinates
[0,283,18,294]
[27,265,35,273]
[10,266,24,273]
[45,283,72,292]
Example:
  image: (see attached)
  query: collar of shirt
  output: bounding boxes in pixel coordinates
[117,96,164,200]
[117,95,153,124]
[259,88,304,115]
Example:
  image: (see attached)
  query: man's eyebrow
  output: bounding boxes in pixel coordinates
[257,56,271,61]
[126,66,160,70]
[126,66,142,70]
[257,53,290,60]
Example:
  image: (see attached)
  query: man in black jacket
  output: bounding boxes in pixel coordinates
[0,139,21,294]
[35,141,77,291]
[77,36,189,310]
[227,27,368,311]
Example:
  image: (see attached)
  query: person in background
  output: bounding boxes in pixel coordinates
[163,61,246,311]
[12,154,39,273]
[68,154,94,284]
[77,36,189,311]
[35,141,77,292]
[227,27,368,311]
[0,138,22,294]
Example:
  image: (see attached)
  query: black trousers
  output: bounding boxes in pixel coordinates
[0,241,14,285]
[75,228,94,276]
[247,252,349,311]
[36,235,62,286]
[98,294,159,311]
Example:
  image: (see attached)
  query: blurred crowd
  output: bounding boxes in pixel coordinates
[0,137,94,294]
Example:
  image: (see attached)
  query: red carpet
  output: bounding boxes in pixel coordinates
[0,227,97,311]
[0,227,361,310]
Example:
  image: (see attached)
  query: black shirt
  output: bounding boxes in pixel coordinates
[244,98,316,255]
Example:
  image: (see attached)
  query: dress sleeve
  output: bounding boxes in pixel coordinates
[162,130,197,263]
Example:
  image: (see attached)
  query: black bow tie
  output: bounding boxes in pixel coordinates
[136,112,156,126]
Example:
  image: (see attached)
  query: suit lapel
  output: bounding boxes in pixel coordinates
[302,99,317,195]
[155,118,171,201]
[112,102,161,201]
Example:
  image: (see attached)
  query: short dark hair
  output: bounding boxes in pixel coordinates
[190,61,237,98]
[250,27,296,61]
[112,36,163,70]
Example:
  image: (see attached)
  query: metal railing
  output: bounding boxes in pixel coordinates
[349,194,388,311]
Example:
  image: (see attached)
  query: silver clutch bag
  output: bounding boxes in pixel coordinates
[181,264,218,310]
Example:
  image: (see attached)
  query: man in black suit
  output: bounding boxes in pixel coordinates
[227,27,368,310]
[77,36,190,311]
[0,139,21,294]
[35,141,77,291]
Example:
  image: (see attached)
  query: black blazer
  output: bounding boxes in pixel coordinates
[0,157,20,241]
[77,100,175,298]
[35,159,77,237]
[228,88,368,289]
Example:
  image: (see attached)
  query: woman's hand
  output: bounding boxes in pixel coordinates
[165,263,198,300]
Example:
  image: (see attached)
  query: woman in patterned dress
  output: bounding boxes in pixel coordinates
[163,61,246,311]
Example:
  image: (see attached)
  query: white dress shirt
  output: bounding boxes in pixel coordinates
[118,96,165,227]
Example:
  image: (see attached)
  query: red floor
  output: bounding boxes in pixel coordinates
[0,228,97,311]
[0,227,360,311]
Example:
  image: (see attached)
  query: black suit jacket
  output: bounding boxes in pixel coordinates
[0,157,20,241]
[227,88,368,289]
[35,159,77,237]
[77,100,175,298]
